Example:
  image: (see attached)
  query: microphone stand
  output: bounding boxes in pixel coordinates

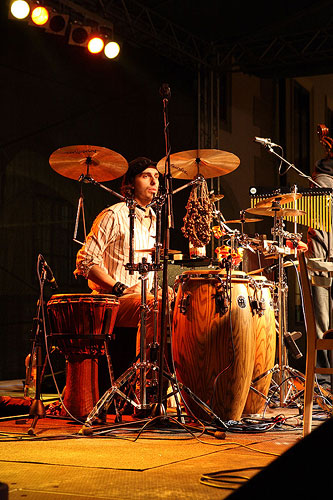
[156,84,174,416]
[259,142,321,188]
[26,255,54,435]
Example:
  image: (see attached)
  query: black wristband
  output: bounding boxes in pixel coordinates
[112,281,128,297]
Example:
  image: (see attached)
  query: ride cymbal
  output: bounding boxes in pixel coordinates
[157,149,240,179]
[49,145,128,182]
[255,192,302,208]
[246,207,306,218]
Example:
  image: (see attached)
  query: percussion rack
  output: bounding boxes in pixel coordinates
[249,185,333,406]
[250,187,333,232]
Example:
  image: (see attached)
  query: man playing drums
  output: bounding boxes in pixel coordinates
[75,157,163,359]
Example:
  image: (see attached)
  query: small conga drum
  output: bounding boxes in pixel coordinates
[172,270,255,421]
[47,294,119,418]
[243,276,276,415]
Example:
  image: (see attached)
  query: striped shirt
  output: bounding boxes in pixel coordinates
[75,202,156,291]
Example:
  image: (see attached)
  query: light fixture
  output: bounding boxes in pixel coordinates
[8,2,122,61]
[45,12,69,36]
[87,35,104,54]
[9,0,30,19]
[68,24,92,46]
[31,5,49,26]
[104,41,120,59]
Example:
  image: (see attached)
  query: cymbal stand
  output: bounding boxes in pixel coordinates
[272,211,288,405]
[73,173,126,245]
[270,207,304,406]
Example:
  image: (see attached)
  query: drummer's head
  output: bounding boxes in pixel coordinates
[121,157,160,203]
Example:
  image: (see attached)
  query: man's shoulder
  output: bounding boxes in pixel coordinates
[101,202,127,217]
[92,202,127,227]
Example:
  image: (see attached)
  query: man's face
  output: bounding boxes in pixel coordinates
[133,167,159,206]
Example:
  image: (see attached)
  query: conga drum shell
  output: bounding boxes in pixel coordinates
[172,274,255,422]
[243,277,276,415]
[46,294,119,419]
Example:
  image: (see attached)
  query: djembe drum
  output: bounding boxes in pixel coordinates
[47,294,119,419]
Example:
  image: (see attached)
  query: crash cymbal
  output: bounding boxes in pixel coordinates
[49,145,128,182]
[156,149,240,179]
[210,193,225,202]
[255,192,302,208]
[246,207,306,218]
[135,248,181,254]
[225,217,263,224]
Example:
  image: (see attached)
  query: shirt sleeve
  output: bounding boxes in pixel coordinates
[74,208,119,278]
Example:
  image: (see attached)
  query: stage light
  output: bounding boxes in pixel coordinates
[68,24,91,46]
[10,0,30,19]
[46,13,69,36]
[104,41,120,59]
[87,36,105,54]
[31,5,49,26]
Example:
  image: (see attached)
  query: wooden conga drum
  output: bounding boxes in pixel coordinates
[243,276,276,415]
[47,294,119,419]
[172,270,255,421]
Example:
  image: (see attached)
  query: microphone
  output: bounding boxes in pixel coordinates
[254,137,279,148]
[39,255,58,289]
[159,83,171,100]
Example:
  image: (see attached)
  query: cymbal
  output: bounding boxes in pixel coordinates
[135,248,181,254]
[156,149,240,179]
[246,207,306,218]
[225,217,263,224]
[255,192,302,208]
[210,193,224,202]
[49,145,128,182]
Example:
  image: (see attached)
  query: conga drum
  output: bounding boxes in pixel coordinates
[47,294,119,418]
[172,270,256,422]
[243,276,276,415]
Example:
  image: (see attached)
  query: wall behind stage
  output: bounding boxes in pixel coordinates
[0,8,198,380]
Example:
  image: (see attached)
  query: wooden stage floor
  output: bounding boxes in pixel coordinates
[0,379,332,499]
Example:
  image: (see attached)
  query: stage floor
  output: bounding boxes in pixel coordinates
[0,379,331,499]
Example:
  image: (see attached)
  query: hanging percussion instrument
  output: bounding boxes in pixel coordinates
[47,294,119,419]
